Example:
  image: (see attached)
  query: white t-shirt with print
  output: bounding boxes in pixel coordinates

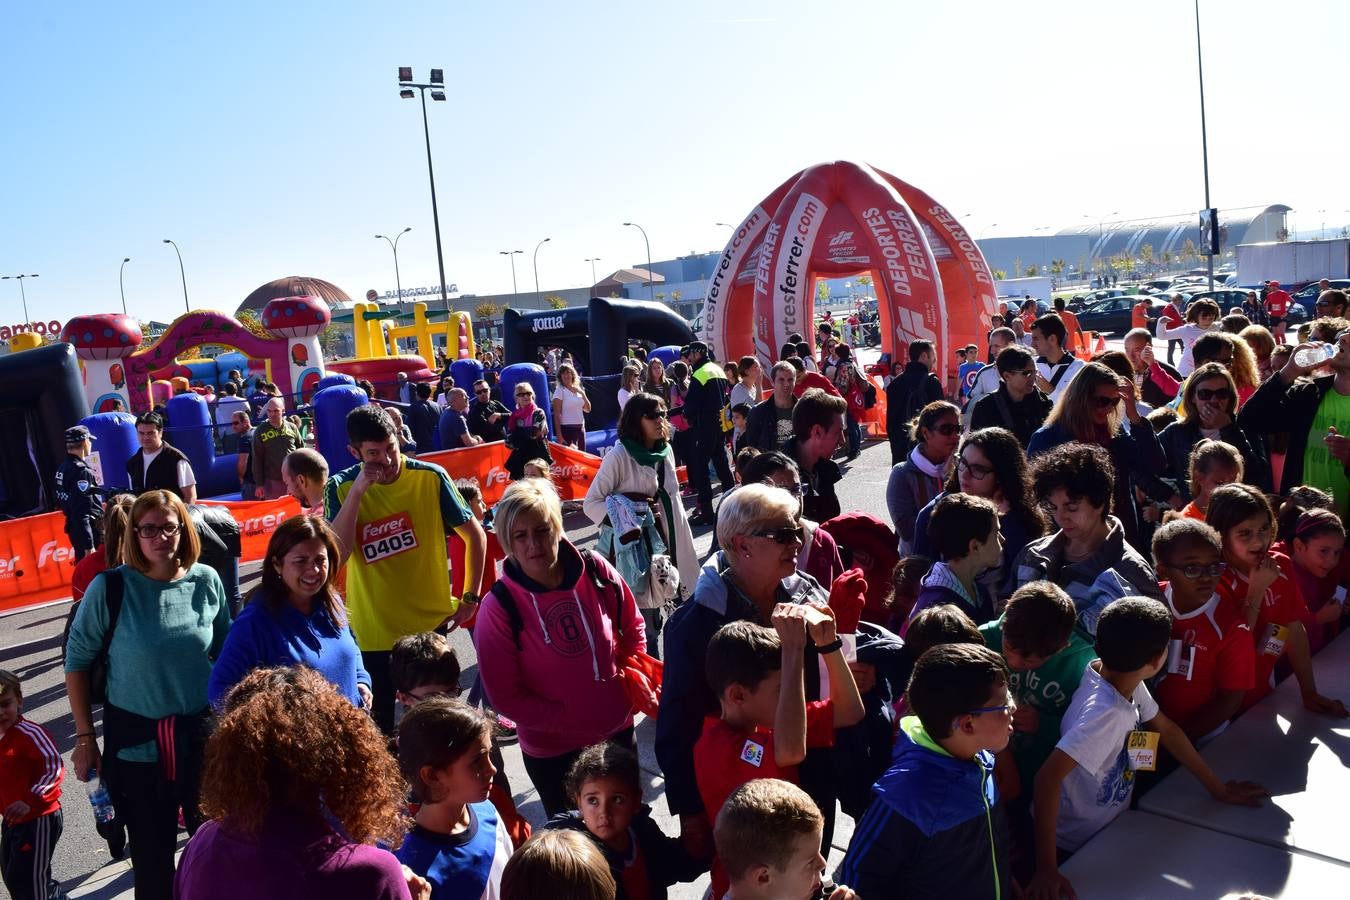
[552,385,586,425]
[1053,660,1159,852]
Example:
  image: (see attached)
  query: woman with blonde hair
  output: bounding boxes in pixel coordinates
[1239,324,1277,383]
[1158,362,1268,497]
[503,829,616,900]
[552,362,592,451]
[616,365,642,412]
[65,489,231,898]
[1027,361,1165,548]
[175,666,420,899]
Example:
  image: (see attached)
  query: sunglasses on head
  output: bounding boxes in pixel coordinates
[1195,387,1233,402]
[749,522,805,545]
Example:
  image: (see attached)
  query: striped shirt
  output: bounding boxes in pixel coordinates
[0,717,64,823]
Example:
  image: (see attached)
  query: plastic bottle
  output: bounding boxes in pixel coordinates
[85,773,115,824]
[1293,343,1335,369]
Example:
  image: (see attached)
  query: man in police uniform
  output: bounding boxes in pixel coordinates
[55,425,104,561]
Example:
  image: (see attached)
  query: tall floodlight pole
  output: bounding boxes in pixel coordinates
[623,222,653,301]
[163,240,189,312]
[376,227,412,304]
[119,258,130,314]
[499,250,523,294]
[399,67,451,313]
[584,257,601,285]
[533,238,551,301]
[1,274,38,323]
[1195,0,1215,291]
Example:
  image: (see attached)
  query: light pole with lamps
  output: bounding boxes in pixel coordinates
[533,238,551,302]
[623,222,653,301]
[714,222,734,229]
[584,257,601,286]
[163,239,189,312]
[119,258,130,314]
[499,250,523,294]
[375,227,412,305]
[398,67,451,313]
[1193,0,1215,290]
[0,274,37,324]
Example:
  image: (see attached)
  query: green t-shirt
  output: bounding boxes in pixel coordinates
[980,618,1097,794]
[1303,389,1350,516]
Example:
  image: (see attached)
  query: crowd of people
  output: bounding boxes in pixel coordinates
[2,288,1348,900]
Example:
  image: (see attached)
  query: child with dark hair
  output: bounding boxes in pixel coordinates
[884,556,931,633]
[544,743,701,900]
[835,643,1014,899]
[1151,519,1255,742]
[0,670,65,900]
[1207,484,1346,715]
[730,402,752,457]
[1029,598,1267,899]
[979,582,1095,801]
[694,611,864,898]
[1177,439,1244,520]
[395,698,515,898]
[1277,508,1347,653]
[906,494,1002,631]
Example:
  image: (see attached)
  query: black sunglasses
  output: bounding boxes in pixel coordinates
[1091,395,1119,409]
[750,523,805,545]
[1195,388,1233,402]
[642,411,668,421]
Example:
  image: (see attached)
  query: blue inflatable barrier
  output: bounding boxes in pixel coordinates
[648,345,682,368]
[450,358,484,392]
[81,412,138,492]
[164,393,238,498]
[313,384,368,474]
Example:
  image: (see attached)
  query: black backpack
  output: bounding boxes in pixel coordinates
[488,550,623,650]
[61,569,125,705]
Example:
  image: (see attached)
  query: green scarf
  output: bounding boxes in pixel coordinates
[620,437,678,566]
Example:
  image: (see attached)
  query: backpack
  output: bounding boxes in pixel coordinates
[489,549,623,650]
[61,569,125,705]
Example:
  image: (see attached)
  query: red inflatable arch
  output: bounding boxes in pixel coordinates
[703,161,995,378]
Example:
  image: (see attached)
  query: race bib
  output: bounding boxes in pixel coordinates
[360,512,419,564]
[1262,623,1289,658]
[1166,639,1195,681]
[740,739,765,768]
[1126,730,1160,772]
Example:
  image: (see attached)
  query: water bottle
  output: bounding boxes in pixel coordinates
[86,773,115,825]
[1293,343,1335,369]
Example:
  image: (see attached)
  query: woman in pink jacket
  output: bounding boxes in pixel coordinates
[473,477,646,817]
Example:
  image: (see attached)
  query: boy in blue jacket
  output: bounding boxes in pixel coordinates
[835,642,1014,898]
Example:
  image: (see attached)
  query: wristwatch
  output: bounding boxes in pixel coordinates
[461,591,480,606]
[815,637,844,655]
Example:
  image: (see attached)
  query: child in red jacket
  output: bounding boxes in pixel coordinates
[0,669,65,900]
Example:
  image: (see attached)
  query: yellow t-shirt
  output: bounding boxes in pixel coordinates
[325,457,472,651]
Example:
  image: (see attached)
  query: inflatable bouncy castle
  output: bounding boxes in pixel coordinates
[326,301,475,398]
[702,161,996,377]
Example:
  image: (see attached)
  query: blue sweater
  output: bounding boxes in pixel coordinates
[208,591,371,708]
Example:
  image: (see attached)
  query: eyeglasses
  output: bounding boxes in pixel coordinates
[1091,395,1119,409]
[958,457,994,480]
[1178,562,1227,579]
[134,523,181,539]
[1194,388,1234,402]
[749,523,805,545]
[967,700,1016,717]
[642,411,668,421]
[1007,369,1037,379]
[929,423,961,436]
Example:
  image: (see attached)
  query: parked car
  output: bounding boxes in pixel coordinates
[1187,289,1253,311]
[1291,279,1350,315]
[1067,289,1127,312]
[1074,296,1168,337]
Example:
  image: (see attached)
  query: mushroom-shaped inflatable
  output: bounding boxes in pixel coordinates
[262,296,330,404]
[61,314,143,412]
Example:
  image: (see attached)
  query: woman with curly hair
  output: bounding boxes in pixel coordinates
[175,666,423,899]
[911,427,1048,599]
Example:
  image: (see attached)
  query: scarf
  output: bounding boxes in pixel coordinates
[908,444,946,480]
[508,401,539,432]
[620,436,678,566]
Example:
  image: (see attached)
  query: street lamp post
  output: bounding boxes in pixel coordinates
[119,258,130,314]
[375,227,412,305]
[584,257,601,286]
[1194,0,1215,291]
[399,67,451,313]
[499,250,523,294]
[533,238,551,302]
[623,222,654,301]
[162,239,189,312]
[1,274,38,323]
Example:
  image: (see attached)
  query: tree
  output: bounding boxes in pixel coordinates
[655,292,666,302]
[1180,238,1199,265]
[317,323,342,357]
[235,309,271,339]
[474,301,500,320]
[1161,249,1174,271]
[816,281,831,302]
[1050,259,1066,279]
[670,289,682,304]
[992,268,1008,281]
[1011,257,1023,278]
[1024,263,1041,277]
[857,274,873,292]
[1139,244,1154,275]
[545,295,567,310]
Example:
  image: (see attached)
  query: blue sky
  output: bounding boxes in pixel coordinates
[2,0,1347,326]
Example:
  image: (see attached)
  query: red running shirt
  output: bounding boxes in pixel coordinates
[1157,585,1255,732]
[1217,553,1310,709]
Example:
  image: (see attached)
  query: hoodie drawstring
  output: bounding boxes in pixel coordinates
[575,599,602,682]
[527,592,552,646]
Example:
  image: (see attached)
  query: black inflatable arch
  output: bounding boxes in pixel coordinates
[0,343,91,516]
[503,297,695,428]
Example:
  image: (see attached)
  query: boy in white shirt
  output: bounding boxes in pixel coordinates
[1028,597,1267,900]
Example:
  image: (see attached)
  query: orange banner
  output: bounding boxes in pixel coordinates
[417,440,604,505]
[0,512,81,613]
[199,497,302,562]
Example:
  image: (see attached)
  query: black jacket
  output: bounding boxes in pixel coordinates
[406,399,441,450]
[744,395,792,452]
[683,360,728,432]
[55,454,103,530]
[968,384,1054,448]
[1239,372,1349,493]
[885,363,942,458]
[467,398,509,443]
[1140,361,1184,408]
[785,436,841,523]
[1158,418,1270,498]
[126,443,191,497]
[544,807,704,900]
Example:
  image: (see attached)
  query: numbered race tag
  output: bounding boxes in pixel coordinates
[1166,639,1195,681]
[1126,730,1160,772]
[1334,586,1348,608]
[740,739,765,768]
[360,512,419,564]
[1262,623,1289,658]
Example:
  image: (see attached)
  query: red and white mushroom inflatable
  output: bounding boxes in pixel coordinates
[61,314,143,412]
[262,296,330,404]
